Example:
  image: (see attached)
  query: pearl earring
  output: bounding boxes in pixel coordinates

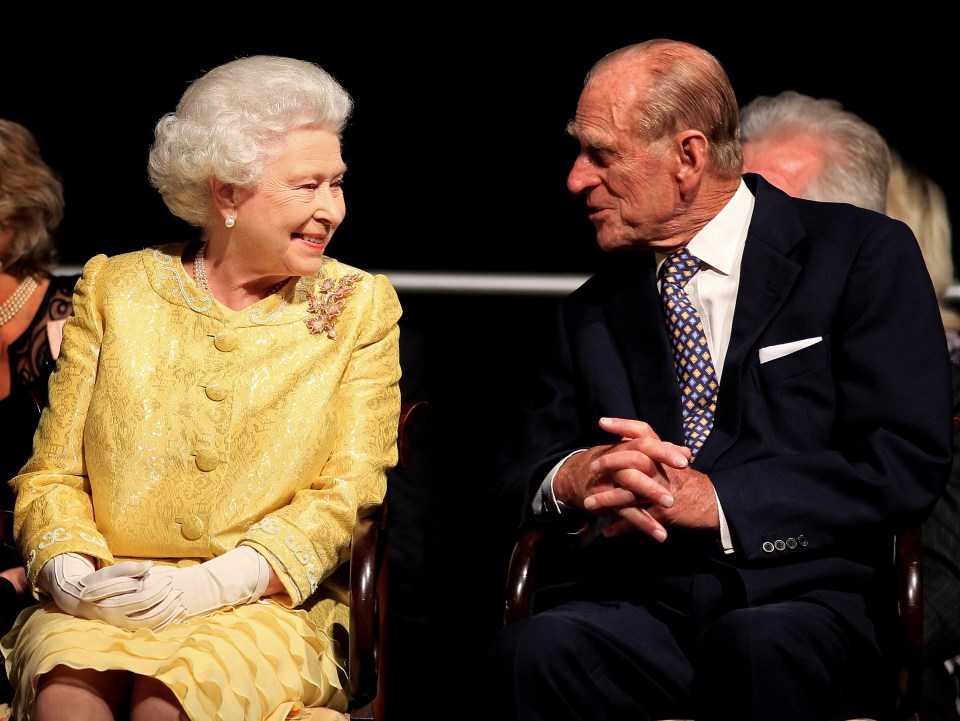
[225,215,236,228]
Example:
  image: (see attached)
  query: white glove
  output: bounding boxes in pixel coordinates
[148,546,271,621]
[79,562,186,630]
[38,553,185,630]
[37,552,95,616]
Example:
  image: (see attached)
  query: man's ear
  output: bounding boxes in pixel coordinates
[675,130,708,193]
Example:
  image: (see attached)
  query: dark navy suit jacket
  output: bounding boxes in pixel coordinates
[493,174,954,643]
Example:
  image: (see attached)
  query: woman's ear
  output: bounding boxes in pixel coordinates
[210,178,237,222]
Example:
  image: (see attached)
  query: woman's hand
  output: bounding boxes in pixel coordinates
[39,553,185,629]
[147,546,272,622]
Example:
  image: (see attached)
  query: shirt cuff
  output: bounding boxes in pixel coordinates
[533,449,587,517]
[717,489,735,553]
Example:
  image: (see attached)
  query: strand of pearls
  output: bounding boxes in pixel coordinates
[193,242,289,298]
[193,242,211,295]
[0,275,39,327]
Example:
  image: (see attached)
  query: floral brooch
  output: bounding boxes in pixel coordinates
[304,273,362,339]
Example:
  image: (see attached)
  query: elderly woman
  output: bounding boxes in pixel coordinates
[1,56,401,721]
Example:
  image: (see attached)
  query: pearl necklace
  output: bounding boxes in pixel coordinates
[194,242,289,299]
[0,275,39,327]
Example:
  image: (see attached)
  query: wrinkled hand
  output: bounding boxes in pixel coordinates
[38,553,184,630]
[556,417,716,541]
[148,546,271,622]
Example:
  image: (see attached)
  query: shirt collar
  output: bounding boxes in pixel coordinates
[657,179,754,276]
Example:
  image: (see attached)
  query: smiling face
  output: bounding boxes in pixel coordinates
[229,127,346,279]
[565,64,682,253]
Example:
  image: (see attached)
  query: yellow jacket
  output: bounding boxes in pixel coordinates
[11,243,401,630]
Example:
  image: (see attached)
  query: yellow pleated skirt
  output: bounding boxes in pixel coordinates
[1,601,350,721]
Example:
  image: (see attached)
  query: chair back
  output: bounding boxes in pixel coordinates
[349,399,428,721]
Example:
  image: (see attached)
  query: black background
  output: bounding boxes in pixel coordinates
[5,21,954,718]
[3,22,954,275]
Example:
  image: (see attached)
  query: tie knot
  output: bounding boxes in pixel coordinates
[661,248,702,289]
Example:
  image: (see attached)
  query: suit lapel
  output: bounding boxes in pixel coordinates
[594,176,808,464]
[695,175,804,469]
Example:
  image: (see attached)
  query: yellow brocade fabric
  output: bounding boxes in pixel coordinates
[1,243,402,721]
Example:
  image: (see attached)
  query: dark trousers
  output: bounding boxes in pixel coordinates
[487,571,887,721]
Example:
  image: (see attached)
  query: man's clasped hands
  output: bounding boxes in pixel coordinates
[37,546,271,630]
[555,417,721,541]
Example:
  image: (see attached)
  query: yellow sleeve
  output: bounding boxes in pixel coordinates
[244,271,402,605]
[13,254,114,594]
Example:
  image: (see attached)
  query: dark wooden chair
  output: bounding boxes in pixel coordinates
[348,399,428,721]
[503,522,923,721]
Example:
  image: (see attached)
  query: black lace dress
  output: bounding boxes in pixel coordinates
[1,274,78,512]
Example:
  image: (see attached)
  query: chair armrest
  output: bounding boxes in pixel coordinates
[503,526,545,626]
[894,527,923,720]
[397,400,428,471]
[503,518,593,626]
[349,504,385,710]
[348,399,429,720]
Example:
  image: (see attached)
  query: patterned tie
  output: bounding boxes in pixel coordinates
[660,248,718,458]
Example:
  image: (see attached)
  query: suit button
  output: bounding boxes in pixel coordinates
[774,539,786,551]
[214,330,238,352]
[195,449,219,471]
[786,537,798,549]
[205,384,227,401]
[181,516,205,540]
[762,541,775,553]
[797,535,809,547]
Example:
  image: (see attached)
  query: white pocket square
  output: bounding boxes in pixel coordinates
[758,336,822,364]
